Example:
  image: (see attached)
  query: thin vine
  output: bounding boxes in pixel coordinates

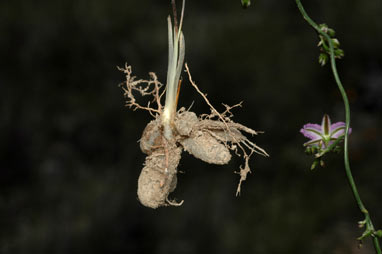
[295,0,381,253]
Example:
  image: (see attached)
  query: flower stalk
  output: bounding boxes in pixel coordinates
[296,0,381,252]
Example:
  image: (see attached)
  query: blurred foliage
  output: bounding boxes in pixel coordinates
[0,0,381,253]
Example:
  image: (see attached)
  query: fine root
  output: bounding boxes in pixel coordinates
[118,64,164,117]
[184,63,268,195]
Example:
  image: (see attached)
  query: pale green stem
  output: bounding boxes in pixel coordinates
[295,0,381,253]
[162,1,185,140]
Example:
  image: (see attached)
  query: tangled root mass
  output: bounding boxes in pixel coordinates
[120,64,268,209]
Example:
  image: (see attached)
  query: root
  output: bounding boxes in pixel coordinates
[166,197,184,207]
[185,63,268,195]
[162,136,170,174]
[118,64,164,117]
[235,154,252,196]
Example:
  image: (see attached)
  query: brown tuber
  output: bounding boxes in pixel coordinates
[137,144,182,209]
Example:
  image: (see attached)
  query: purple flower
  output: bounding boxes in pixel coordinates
[300,114,352,148]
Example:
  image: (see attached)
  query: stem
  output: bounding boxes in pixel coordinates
[295,1,381,253]
[314,135,344,158]
[162,0,186,140]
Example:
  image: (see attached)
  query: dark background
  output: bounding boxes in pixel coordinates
[1,0,381,253]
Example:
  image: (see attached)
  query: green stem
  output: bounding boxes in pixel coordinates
[314,135,344,158]
[295,1,381,253]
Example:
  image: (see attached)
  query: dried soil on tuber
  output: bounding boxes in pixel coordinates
[119,64,268,208]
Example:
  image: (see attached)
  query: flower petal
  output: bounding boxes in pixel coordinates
[321,114,331,136]
[330,122,345,132]
[303,123,321,131]
[331,128,345,138]
[300,123,323,140]
[303,138,322,147]
[330,122,352,138]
